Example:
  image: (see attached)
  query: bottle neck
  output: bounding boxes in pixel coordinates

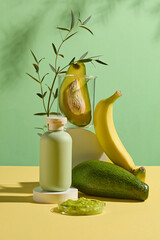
[48,124,64,131]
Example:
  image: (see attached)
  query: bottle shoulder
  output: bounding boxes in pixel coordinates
[41,130,72,142]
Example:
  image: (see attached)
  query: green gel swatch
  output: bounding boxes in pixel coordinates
[58,197,106,215]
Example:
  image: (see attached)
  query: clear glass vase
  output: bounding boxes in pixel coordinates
[57,74,96,129]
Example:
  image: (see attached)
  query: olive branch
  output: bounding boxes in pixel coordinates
[26,10,108,124]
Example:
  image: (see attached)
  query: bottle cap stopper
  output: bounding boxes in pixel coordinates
[46,117,67,130]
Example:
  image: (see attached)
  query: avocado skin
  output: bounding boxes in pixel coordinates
[72,160,149,201]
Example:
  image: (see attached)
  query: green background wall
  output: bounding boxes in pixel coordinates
[0,0,160,166]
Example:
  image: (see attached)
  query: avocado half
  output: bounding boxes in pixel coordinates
[59,62,91,126]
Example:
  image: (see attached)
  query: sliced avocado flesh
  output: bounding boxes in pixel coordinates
[59,62,91,126]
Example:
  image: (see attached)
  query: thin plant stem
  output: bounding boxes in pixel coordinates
[47,73,57,115]
[47,25,80,114]
[59,63,70,72]
[49,95,57,113]
[37,71,47,113]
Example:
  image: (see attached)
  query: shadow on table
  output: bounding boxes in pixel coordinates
[0,182,142,204]
[0,182,39,203]
[78,192,143,203]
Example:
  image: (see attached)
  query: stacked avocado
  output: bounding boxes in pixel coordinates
[59,62,149,201]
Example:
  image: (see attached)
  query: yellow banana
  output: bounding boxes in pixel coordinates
[93,90,135,172]
[132,167,146,183]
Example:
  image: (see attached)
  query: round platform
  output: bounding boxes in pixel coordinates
[33,187,78,204]
[66,128,107,168]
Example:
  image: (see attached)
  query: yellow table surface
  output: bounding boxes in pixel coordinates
[0,166,160,240]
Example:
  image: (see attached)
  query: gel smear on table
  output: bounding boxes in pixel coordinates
[58,197,106,215]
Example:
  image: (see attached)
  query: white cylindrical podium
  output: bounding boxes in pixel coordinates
[33,187,78,204]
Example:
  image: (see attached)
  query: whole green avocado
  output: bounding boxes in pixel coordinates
[72,160,149,201]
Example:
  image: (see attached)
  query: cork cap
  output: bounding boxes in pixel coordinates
[46,117,67,131]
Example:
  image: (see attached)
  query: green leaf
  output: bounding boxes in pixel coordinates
[37,133,42,137]
[70,10,75,29]
[49,112,61,115]
[49,64,55,72]
[52,43,57,55]
[57,27,70,31]
[64,32,77,41]
[26,73,40,83]
[82,16,91,25]
[37,93,43,98]
[80,51,88,60]
[78,19,82,24]
[69,57,75,65]
[79,58,92,63]
[46,84,51,91]
[34,112,47,116]
[95,60,108,65]
[80,26,93,35]
[34,127,44,130]
[41,73,49,82]
[43,91,47,98]
[91,61,96,68]
[90,55,102,59]
[54,88,58,99]
[33,64,39,73]
[77,10,82,24]
[30,50,38,63]
[59,54,64,58]
[57,66,60,73]
[39,57,45,63]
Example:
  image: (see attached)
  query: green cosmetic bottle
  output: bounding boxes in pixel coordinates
[40,117,72,191]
